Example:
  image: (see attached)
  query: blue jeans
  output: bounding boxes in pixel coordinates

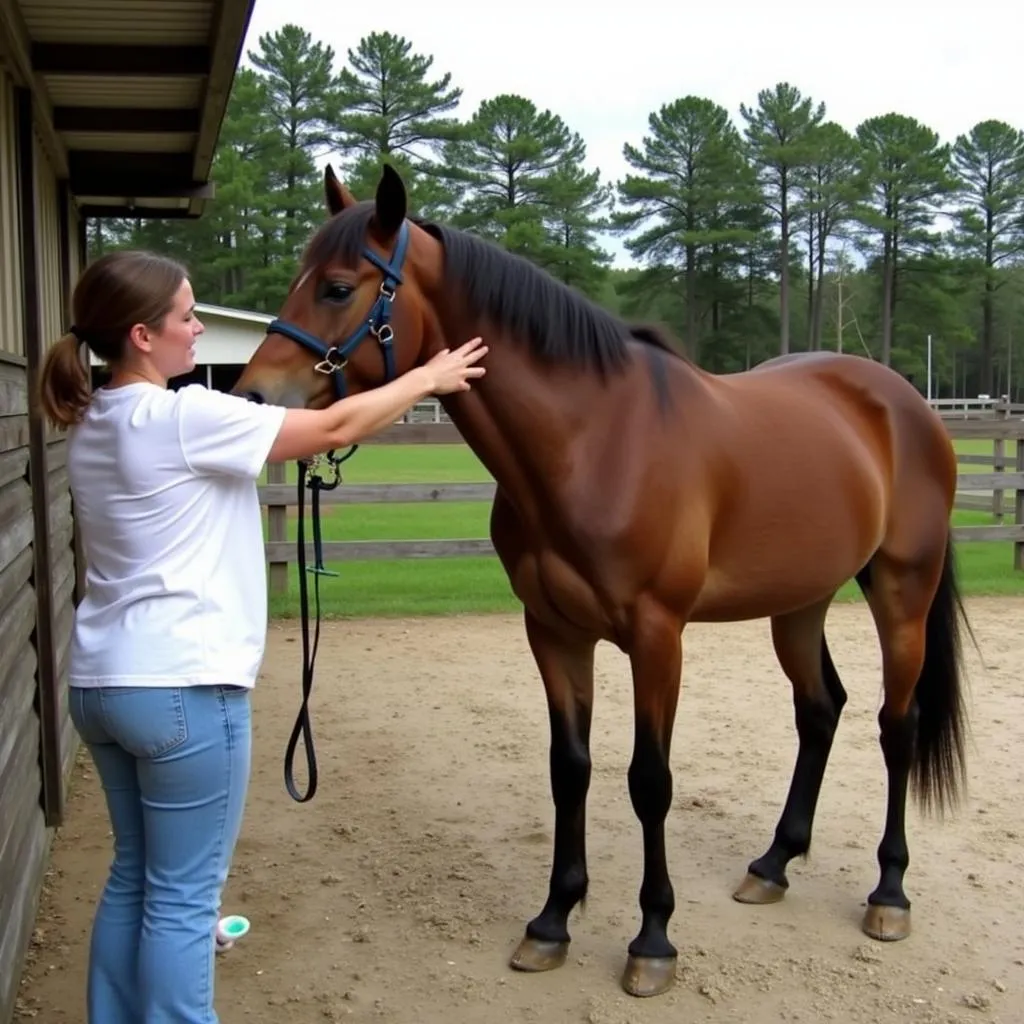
[69,684,252,1023]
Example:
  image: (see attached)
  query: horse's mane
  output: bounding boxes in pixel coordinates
[305,201,688,376]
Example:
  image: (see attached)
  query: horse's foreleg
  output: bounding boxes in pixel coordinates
[621,599,683,998]
[734,597,846,905]
[509,610,596,974]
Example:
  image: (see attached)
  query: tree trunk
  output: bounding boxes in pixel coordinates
[981,209,995,395]
[807,215,815,349]
[779,168,790,354]
[685,243,698,354]
[881,231,894,366]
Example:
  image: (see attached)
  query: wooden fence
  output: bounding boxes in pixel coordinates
[259,410,1024,593]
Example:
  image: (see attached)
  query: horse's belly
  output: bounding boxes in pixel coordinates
[690,560,854,621]
[689,487,884,622]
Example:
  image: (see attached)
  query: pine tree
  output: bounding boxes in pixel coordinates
[333,32,464,216]
[740,83,826,354]
[950,120,1024,393]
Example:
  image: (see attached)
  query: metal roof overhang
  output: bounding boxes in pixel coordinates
[0,0,256,219]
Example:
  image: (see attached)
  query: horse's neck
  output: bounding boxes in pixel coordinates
[438,336,592,498]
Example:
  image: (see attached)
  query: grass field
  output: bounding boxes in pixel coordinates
[265,439,1024,619]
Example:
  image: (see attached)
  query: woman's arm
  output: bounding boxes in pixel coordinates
[266,337,487,463]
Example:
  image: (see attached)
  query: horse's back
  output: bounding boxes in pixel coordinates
[661,351,957,619]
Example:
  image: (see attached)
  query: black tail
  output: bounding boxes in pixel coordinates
[912,534,972,816]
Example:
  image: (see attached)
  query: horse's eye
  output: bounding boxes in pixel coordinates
[323,282,353,304]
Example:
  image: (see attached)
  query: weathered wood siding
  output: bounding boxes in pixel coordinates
[0,59,80,1024]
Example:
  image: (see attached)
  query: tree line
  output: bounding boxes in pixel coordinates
[90,26,1024,399]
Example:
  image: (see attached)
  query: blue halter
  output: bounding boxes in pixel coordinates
[265,221,410,399]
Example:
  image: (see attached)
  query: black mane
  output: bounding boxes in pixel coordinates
[305,201,687,375]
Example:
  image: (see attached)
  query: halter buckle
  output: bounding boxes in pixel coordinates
[374,323,394,346]
[379,281,396,300]
[313,347,346,375]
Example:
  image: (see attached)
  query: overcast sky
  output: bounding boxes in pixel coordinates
[241,1,1021,267]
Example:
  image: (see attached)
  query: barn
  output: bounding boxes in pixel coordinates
[0,2,256,1020]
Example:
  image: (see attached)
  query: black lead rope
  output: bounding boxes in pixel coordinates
[283,445,358,803]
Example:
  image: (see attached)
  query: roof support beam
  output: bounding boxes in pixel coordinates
[192,0,255,208]
[78,205,204,220]
[53,107,200,133]
[68,150,207,197]
[32,43,210,76]
[72,178,215,199]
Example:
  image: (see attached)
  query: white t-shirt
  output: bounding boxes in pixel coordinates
[66,382,287,689]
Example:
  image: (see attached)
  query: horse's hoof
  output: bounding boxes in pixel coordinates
[509,936,569,972]
[862,903,911,942]
[621,954,677,997]
[732,872,786,905]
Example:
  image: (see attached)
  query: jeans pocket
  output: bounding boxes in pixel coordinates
[98,687,189,758]
[69,688,104,745]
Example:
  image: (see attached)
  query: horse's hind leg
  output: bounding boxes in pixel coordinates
[510,610,596,974]
[734,596,847,905]
[857,532,967,942]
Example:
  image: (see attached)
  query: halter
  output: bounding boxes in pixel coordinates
[273,220,410,804]
[266,220,410,399]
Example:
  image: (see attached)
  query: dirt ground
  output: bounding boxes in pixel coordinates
[15,599,1024,1024]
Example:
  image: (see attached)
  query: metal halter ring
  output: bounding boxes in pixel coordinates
[313,347,346,375]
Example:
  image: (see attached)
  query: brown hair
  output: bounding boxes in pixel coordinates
[39,250,189,429]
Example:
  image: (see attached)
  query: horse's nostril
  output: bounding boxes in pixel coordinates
[238,390,264,404]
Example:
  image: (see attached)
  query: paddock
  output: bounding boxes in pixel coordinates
[17,603,1020,1023]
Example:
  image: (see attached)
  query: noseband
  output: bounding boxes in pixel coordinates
[265,220,410,399]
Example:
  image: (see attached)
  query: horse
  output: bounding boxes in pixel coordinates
[232,163,972,999]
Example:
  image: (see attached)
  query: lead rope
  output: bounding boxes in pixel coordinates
[283,445,358,802]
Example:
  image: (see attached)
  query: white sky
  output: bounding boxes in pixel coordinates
[241,1,1022,267]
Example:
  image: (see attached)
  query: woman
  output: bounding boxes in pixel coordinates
[39,249,487,1023]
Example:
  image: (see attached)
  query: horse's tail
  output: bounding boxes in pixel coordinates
[911,532,972,816]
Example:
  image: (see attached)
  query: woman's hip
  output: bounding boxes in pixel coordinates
[70,683,251,762]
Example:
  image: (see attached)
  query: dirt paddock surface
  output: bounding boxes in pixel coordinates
[17,599,1024,1023]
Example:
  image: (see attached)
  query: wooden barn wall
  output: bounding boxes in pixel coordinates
[0,61,79,1024]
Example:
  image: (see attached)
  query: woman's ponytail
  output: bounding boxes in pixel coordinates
[39,249,189,430]
[39,331,91,430]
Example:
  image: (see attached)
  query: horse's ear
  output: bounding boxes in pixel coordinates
[374,163,407,237]
[324,164,356,216]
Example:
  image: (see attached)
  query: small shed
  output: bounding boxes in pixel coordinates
[0,3,254,1020]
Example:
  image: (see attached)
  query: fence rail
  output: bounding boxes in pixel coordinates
[260,409,1024,593]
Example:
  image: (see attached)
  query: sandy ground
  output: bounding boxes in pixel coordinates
[15,599,1024,1024]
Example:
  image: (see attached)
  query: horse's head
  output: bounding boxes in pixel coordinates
[233,163,437,408]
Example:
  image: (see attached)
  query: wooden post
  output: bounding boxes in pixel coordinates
[992,402,1006,522]
[1015,434,1024,572]
[57,178,87,608]
[16,85,63,826]
[266,462,287,595]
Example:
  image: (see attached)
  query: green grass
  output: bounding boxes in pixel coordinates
[265,440,1024,620]
[260,444,492,485]
[954,436,1018,472]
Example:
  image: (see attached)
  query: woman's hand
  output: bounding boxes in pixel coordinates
[423,337,488,394]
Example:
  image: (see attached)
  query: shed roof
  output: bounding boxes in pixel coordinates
[0,0,256,218]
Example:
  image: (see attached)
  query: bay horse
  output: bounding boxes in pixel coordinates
[232,163,971,998]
